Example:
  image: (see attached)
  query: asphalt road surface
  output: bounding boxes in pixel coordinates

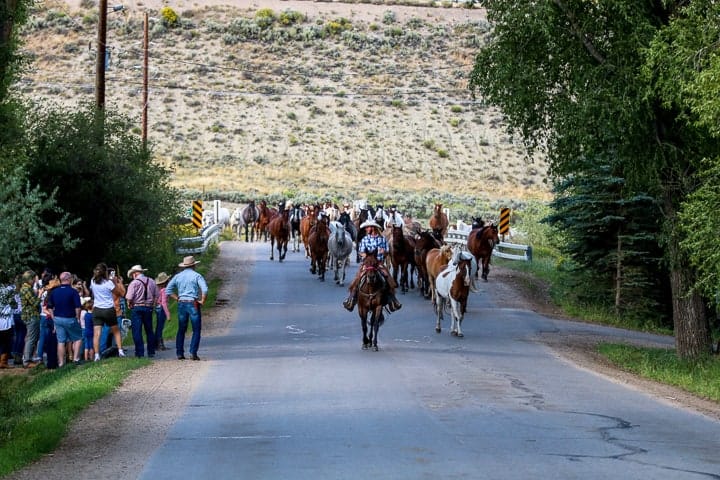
[139,242,720,480]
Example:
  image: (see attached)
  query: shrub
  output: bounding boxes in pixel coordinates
[160,7,178,27]
[279,10,304,26]
[255,8,276,29]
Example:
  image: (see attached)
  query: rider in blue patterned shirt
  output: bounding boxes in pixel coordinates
[343,220,402,312]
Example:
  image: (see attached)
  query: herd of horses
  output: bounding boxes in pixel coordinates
[229,201,501,350]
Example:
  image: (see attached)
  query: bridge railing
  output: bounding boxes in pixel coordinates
[443,228,532,262]
[175,224,221,255]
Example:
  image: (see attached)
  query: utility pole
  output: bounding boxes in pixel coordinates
[142,11,149,148]
[95,0,108,109]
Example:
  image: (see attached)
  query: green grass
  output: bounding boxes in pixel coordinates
[0,358,150,477]
[598,343,720,402]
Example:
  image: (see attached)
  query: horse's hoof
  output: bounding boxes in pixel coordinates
[373,346,379,352]
[362,344,369,350]
[435,327,441,333]
[451,331,458,336]
[457,333,464,338]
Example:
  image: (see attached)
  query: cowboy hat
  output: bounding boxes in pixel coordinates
[80,296,93,306]
[127,265,147,278]
[178,255,200,268]
[155,272,170,285]
[360,220,382,230]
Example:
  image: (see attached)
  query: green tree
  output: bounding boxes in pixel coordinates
[544,160,667,324]
[0,166,79,272]
[470,1,718,358]
[24,103,181,275]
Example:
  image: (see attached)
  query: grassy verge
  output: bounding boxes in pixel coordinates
[0,358,150,477]
[598,343,720,403]
[495,247,720,403]
[0,244,223,477]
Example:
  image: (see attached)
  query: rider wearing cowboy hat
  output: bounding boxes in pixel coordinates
[343,220,402,313]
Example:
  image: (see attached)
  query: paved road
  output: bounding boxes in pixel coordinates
[140,242,720,480]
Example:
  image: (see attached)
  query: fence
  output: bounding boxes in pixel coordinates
[175,224,221,255]
[444,228,532,262]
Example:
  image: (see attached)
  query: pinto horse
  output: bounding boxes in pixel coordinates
[308,215,330,281]
[268,209,290,262]
[466,223,500,281]
[390,225,415,294]
[356,250,386,351]
[435,250,475,337]
[413,230,441,299]
[289,205,305,252]
[425,244,453,307]
[429,203,449,241]
[328,221,353,286]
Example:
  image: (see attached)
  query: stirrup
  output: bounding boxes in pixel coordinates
[343,296,355,311]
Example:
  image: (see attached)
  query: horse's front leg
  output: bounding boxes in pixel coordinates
[360,311,370,349]
[279,240,287,262]
[270,237,275,260]
[435,296,443,333]
[482,260,489,281]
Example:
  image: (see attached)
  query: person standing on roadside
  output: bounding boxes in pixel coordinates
[125,265,159,358]
[165,256,208,361]
[19,270,41,368]
[154,272,171,351]
[0,272,15,369]
[46,272,84,367]
[89,263,126,361]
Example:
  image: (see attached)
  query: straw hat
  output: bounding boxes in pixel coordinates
[178,256,200,268]
[127,265,147,278]
[360,220,382,230]
[155,272,170,285]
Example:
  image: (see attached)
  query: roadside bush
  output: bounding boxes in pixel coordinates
[160,6,178,27]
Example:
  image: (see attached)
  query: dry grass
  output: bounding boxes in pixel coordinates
[16,0,550,207]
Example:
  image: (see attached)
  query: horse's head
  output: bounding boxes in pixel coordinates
[486,224,500,245]
[471,217,483,230]
[391,225,404,240]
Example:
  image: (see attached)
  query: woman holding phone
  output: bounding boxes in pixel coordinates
[89,263,126,361]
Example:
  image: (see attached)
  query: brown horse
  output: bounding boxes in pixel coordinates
[466,223,500,281]
[256,200,277,242]
[300,204,319,258]
[308,215,330,281]
[356,250,386,351]
[268,209,290,262]
[390,225,415,294]
[428,203,449,241]
[425,245,453,306]
[413,230,441,299]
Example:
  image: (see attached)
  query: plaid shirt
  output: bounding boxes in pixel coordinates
[359,233,388,261]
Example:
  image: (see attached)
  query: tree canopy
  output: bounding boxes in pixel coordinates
[470,0,720,358]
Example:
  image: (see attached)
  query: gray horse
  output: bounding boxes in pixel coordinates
[328,221,353,286]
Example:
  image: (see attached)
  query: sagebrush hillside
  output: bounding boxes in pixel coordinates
[17,0,549,212]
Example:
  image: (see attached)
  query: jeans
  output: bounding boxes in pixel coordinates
[12,313,25,357]
[43,317,58,369]
[176,302,201,356]
[154,306,167,347]
[131,306,155,357]
[37,315,48,360]
[23,317,40,363]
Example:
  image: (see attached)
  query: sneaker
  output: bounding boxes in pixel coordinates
[73,359,84,366]
[23,362,39,369]
[118,349,126,357]
[94,353,101,362]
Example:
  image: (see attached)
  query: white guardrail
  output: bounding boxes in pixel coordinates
[175,224,221,255]
[444,228,532,262]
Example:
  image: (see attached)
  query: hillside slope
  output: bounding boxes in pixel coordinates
[17,0,549,209]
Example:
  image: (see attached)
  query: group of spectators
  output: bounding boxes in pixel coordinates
[0,256,208,369]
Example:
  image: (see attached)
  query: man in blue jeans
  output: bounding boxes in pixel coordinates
[165,256,208,361]
[125,265,159,358]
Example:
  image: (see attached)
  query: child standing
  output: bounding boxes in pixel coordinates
[80,297,94,362]
[154,272,171,351]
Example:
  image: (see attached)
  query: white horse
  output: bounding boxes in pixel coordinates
[328,221,353,286]
[434,250,477,337]
[230,208,242,238]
